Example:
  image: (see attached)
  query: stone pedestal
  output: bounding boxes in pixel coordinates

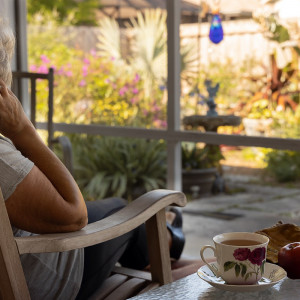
[183,115,241,132]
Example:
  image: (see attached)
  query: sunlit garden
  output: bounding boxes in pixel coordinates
[26,0,300,200]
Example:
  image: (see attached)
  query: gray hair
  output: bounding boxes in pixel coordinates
[0,18,15,86]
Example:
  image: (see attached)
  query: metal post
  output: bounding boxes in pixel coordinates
[166,0,182,191]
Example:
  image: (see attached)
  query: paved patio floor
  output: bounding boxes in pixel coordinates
[181,172,300,260]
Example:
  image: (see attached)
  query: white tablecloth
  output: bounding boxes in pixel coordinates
[130,273,300,300]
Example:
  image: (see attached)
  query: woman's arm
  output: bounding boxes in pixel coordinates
[0,79,88,234]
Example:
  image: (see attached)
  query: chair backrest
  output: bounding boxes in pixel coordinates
[0,188,31,300]
[12,70,74,174]
[12,69,54,148]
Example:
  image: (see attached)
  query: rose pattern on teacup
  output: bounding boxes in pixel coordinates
[224,247,266,282]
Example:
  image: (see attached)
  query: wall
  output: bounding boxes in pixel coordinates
[180,19,272,68]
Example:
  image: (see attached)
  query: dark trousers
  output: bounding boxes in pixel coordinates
[76,198,150,299]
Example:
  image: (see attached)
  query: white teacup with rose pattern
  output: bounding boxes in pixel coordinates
[200,232,269,285]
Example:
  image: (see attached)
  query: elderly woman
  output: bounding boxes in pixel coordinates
[0,18,205,300]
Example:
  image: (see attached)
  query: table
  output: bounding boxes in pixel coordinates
[130,273,300,300]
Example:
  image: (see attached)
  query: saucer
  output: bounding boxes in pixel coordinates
[197,262,287,292]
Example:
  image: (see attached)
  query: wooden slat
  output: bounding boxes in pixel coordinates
[112,266,152,281]
[90,268,154,300]
[0,190,30,300]
[15,190,187,254]
[103,278,147,300]
[88,274,128,300]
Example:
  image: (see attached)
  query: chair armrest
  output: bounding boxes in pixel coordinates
[15,189,186,255]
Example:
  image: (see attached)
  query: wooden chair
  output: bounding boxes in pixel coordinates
[9,69,188,298]
[0,188,187,300]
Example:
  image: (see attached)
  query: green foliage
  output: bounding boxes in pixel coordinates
[75,0,99,26]
[27,0,98,25]
[182,143,224,170]
[240,147,268,168]
[266,16,290,44]
[269,106,300,139]
[247,99,273,119]
[28,19,166,128]
[71,136,167,201]
[265,150,300,182]
[181,58,253,118]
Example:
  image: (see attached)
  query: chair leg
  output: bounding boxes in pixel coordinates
[0,192,31,300]
[145,209,172,285]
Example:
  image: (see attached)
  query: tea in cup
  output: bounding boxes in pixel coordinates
[200,232,269,285]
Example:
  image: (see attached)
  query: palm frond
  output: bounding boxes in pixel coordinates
[97,16,122,60]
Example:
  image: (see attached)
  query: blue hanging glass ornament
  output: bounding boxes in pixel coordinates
[209,13,223,44]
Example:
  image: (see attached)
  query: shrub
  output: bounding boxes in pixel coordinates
[265,150,300,182]
[71,136,167,201]
[182,142,224,171]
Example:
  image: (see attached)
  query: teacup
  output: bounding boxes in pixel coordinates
[200,232,269,285]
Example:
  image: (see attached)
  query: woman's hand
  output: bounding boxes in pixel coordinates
[0,79,34,140]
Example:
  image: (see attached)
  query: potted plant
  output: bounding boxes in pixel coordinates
[181,142,224,195]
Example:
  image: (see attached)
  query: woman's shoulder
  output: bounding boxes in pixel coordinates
[0,134,34,200]
[0,135,15,150]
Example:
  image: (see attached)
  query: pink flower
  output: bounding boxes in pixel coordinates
[40,54,50,64]
[134,74,140,83]
[66,71,73,77]
[132,88,139,94]
[83,58,90,65]
[130,97,138,104]
[79,80,86,87]
[90,49,97,57]
[152,104,160,112]
[82,65,88,77]
[248,248,266,266]
[160,120,167,128]
[30,65,37,72]
[233,248,250,261]
[37,65,48,74]
[119,86,128,96]
[153,120,167,129]
[57,67,65,75]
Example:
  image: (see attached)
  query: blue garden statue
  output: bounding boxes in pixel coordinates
[205,80,219,116]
